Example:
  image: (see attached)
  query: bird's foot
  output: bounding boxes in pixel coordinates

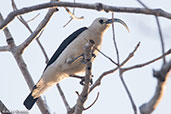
[70,75,93,85]
[80,76,93,85]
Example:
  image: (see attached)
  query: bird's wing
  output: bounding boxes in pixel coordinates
[44,27,88,71]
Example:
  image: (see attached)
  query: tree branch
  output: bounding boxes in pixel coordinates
[56,84,72,113]
[0,1,171,30]
[74,40,94,114]
[90,42,140,93]
[0,100,11,114]
[0,46,9,52]
[122,48,171,72]
[136,0,166,64]
[155,16,166,64]
[139,60,171,114]
[0,12,50,114]
[83,92,100,110]
[111,13,137,114]
[18,7,56,54]
[11,0,49,63]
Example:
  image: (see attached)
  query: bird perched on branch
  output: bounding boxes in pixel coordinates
[23,17,129,110]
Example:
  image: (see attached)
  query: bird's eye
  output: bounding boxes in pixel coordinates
[99,19,104,24]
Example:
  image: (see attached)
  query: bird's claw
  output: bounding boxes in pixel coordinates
[80,76,93,86]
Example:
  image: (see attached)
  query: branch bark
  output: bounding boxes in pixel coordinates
[0,100,11,114]
[74,40,94,114]
[139,60,171,114]
[0,46,9,52]
[0,1,171,30]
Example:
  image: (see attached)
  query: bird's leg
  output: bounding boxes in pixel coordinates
[81,50,96,64]
[66,54,84,64]
[69,75,93,85]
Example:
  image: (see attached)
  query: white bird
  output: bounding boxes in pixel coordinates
[23,17,129,110]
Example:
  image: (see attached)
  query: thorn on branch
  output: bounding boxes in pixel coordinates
[75,91,80,97]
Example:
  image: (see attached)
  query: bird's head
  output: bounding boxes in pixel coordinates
[89,17,129,33]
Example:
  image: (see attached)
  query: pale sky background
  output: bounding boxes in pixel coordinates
[0,0,171,114]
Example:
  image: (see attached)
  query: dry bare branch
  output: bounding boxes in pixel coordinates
[84,92,100,110]
[139,60,171,114]
[122,48,171,72]
[0,100,11,114]
[94,47,118,66]
[56,84,71,113]
[0,12,50,114]
[11,1,70,113]
[134,1,169,113]
[18,8,56,54]
[90,42,140,93]
[136,0,166,64]
[64,7,84,20]
[71,19,140,114]
[111,13,137,114]
[74,40,94,114]
[11,0,49,63]
[26,13,40,23]
[0,1,171,30]
[63,6,84,28]
[155,16,166,64]
[0,46,9,52]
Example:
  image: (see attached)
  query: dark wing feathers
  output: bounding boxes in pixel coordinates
[44,27,88,71]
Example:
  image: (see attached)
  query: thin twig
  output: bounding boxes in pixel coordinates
[0,46,9,52]
[122,48,171,72]
[17,6,56,54]
[27,13,40,23]
[89,42,141,93]
[11,0,49,63]
[84,92,100,110]
[56,84,71,112]
[112,13,137,114]
[63,18,73,28]
[64,7,83,20]
[135,0,166,64]
[136,0,148,8]
[155,16,166,64]
[94,47,118,66]
[63,0,84,27]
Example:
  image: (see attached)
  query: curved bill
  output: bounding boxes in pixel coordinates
[106,18,129,32]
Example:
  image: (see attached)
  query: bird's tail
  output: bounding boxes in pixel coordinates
[23,92,38,110]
